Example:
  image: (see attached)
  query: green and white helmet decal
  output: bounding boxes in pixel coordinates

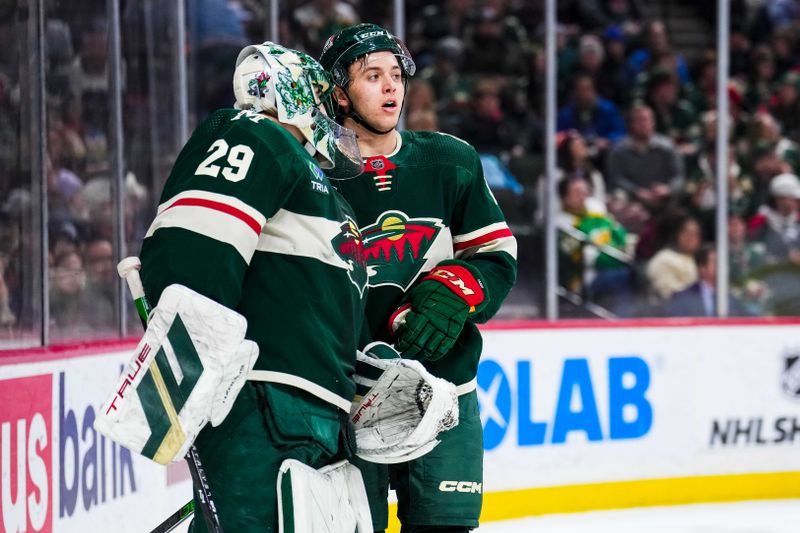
[233,42,363,179]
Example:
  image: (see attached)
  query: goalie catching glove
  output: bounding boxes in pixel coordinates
[391,259,489,362]
[351,342,459,463]
[94,284,259,465]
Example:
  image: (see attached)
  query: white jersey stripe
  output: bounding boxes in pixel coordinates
[155,189,267,229]
[145,205,260,262]
[256,209,352,270]
[455,235,517,260]
[453,222,511,244]
[453,222,517,260]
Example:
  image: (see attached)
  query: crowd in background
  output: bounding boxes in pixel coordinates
[2,0,800,344]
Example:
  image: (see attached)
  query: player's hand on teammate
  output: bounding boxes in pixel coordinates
[392,260,488,362]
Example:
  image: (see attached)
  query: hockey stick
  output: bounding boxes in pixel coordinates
[148,500,195,533]
[117,257,222,533]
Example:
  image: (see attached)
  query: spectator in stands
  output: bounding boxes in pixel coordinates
[749,172,800,265]
[646,211,702,303]
[294,0,359,53]
[606,103,684,231]
[49,250,89,339]
[729,212,767,286]
[537,129,607,224]
[768,71,800,143]
[78,177,113,241]
[557,72,626,159]
[687,141,756,237]
[746,139,794,208]
[408,0,475,63]
[683,51,717,114]
[729,211,771,316]
[597,26,631,108]
[644,67,700,150]
[557,129,607,202]
[557,174,633,316]
[419,37,472,133]
[627,20,691,84]
[573,34,605,81]
[746,111,800,175]
[74,19,109,98]
[82,237,116,334]
[1,189,33,328]
[769,27,798,79]
[46,154,84,224]
[662,244,749,317]
[462,1,529,76]
[744,45,778,112]
[722,81,750,143]
[48,219,81,266]
[75,173,148,253]
[728,21,753,80]
[458,78,518,155]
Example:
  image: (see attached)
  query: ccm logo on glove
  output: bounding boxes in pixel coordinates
[389,260,489,362]
[423,265,485,312]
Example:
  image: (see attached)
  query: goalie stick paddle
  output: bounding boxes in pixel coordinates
[117,257,222,533]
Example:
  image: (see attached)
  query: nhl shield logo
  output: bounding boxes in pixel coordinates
[781,350,800,400]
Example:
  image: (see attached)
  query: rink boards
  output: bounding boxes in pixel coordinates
[1,319,799,531]
[0,342,191,533]
[472,319,800,523]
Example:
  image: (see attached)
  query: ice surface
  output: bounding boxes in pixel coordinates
[474,500,800,532]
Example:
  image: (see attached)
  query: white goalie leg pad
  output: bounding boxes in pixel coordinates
[94,284,259,465]
[351,342,459,464]
[277,459,373,533]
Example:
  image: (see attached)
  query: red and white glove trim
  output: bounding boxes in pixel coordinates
[422,264,485,312]
[389,303,412,334]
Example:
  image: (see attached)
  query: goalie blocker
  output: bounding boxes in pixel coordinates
[94,284,259,465]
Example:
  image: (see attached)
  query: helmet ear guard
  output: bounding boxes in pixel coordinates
[232,42,363,179]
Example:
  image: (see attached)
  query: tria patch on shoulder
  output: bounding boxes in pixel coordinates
[308,161,330,195]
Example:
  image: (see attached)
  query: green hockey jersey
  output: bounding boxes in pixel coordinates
[336,130,518,387]
[140,108,366,411]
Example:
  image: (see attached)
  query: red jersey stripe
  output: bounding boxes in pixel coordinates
[166,197,262,235]
[454,228,514,251]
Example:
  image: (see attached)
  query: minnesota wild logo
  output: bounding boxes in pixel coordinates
[332,216,368,296]
[361,211,444,289]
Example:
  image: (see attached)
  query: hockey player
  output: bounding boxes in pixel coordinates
[137,43,369,532]
[320,24,518,532]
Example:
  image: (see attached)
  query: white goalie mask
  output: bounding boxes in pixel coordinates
[232,42,363,179]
